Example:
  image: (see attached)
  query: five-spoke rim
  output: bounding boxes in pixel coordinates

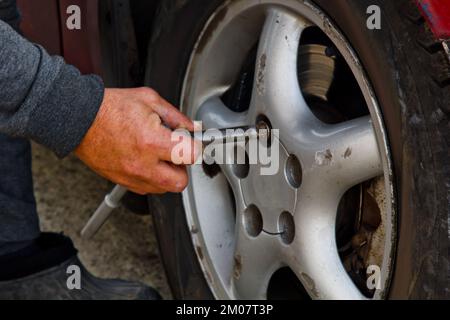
[181,0,396,300]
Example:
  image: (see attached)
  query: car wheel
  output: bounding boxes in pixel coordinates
[146,0,449,299]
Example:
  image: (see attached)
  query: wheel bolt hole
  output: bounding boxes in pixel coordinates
[202,161,221,179]
[285,155,302,189]
[279,212,295,244]
[244,205,263,237]
[231,146,250,179]
[256,114,272,130]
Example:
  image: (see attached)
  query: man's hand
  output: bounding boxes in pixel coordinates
[75,88,200,195]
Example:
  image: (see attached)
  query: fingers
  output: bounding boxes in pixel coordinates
[125,162,188,194]
[127,185,167,196]
[139,88,194,131]
[109,175,167,196]
[149,125,201,165]
[152,162,189,193]
[166,128,202,165]
[138,87,201,164]
[155,98,194,131]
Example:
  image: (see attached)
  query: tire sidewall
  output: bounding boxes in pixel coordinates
[315,0,449,299]
[147,0,225,299]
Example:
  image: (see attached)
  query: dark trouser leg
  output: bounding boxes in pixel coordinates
[0,135,40,254]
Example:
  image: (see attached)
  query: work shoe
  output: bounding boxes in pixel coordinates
[0,233,161,300]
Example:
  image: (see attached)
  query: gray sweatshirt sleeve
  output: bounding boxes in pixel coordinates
[0,19,104,158]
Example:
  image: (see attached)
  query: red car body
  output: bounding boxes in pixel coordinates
[17,0,102,76]
[418,0,450,38]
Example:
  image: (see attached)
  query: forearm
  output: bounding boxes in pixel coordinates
[0,19,104,157]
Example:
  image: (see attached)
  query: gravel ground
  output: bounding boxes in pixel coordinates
[31,143,172,299]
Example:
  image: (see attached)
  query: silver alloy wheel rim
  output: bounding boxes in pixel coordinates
[180,0,396,300]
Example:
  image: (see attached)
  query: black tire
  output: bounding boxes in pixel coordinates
[146,0,450,299]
